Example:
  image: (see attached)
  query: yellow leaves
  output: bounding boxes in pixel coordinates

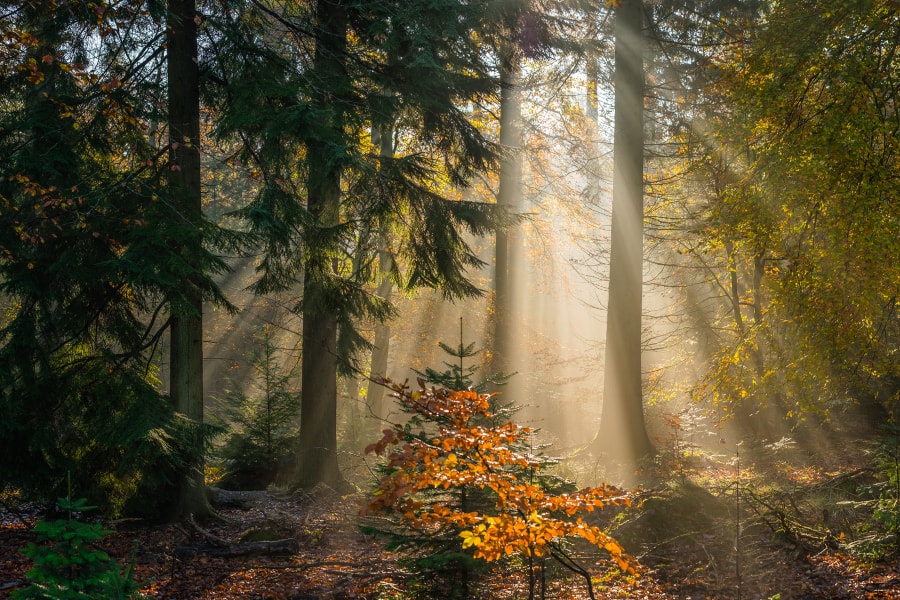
[604,541,622,555]
[99,78,121,93]
[365,380,639,577]
[460,530,479,549]
[25,61,45,85]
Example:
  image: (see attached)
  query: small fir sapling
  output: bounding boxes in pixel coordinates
[414,317,511,394]
[14,485,141,599]
[215,335,301,490]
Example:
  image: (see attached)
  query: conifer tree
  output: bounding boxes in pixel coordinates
[166,0,212,518]
[217,333,301,490]
[0,0,230,516]
[207,0,508,488]
[594,0,655,468]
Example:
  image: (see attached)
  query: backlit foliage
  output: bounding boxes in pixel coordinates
[645,0,899,433]
[365,379,637,574]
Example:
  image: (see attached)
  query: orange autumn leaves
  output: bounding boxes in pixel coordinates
[364,380,638,575]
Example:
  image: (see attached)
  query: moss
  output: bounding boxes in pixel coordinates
[239,528,283,543]
[613,479,730,548]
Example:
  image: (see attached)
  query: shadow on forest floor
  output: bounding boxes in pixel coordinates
[2,464,899,599]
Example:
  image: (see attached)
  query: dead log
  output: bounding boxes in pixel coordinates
[207,487,268,509]
[0,580,24,592]
[174,538,300,559]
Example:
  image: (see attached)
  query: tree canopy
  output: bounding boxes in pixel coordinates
[0,0,896,535]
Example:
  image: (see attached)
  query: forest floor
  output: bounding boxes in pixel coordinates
[2,464,900,600]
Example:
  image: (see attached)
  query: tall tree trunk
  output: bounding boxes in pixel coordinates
[296,0,347,489]
[596,0,654,467]
[493,41,523,376]
[584,48,602,204]
[167,0,208,518]
[299,300,340,487]
[368,123,394,422]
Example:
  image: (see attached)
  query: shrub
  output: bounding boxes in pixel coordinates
[13,494,141,599]
[363,379,637,599]
[0,357,198,519]
[215,336,301,489]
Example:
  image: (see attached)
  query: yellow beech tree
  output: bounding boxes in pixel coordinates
[365,379,637,599]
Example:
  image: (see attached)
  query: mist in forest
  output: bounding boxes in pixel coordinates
[194,216,619,461]
[185,77,695,487]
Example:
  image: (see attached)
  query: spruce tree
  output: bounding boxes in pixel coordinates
[166,0,213,519]
[0,0,231,516]
[206,0,509,488]
[217,333,301,490]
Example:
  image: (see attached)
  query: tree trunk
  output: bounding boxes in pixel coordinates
[368,261,392,420]
[596,0,654,467]
[493,40,523,376]
[584,49,602,204]
[296,0,347,489]
[368,123,395,422]
[299,304,341,487]
[167,0,209,519]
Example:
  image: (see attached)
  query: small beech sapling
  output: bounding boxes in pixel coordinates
[363,378,639,598]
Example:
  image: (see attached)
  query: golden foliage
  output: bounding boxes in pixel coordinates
[364,380,638,575]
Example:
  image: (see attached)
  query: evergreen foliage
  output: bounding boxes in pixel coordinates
[415,318,510,394]
[215,335,301,490]
[13,492,141,599]
[206,0,511,349]
[0,1,233,515]
[204,0,514,487]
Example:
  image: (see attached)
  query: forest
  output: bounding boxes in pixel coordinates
[0,0,898,598]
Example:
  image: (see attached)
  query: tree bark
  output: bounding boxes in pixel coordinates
[368,123,395,422]
[597,0,654,467]
[368,259,392,419]
[493,40,523,376]
[296,0,347,489]
[167,0,209,519]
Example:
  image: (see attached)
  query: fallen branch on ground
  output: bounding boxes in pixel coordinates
[174,538,300,559]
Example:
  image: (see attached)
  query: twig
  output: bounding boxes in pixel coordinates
[548,545,596,600]
[187,514,230,547]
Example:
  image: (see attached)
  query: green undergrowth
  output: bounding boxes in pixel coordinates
[600,440,900,598]
[13,494,142,600]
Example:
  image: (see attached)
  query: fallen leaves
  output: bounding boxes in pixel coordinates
[3,466,900,598]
